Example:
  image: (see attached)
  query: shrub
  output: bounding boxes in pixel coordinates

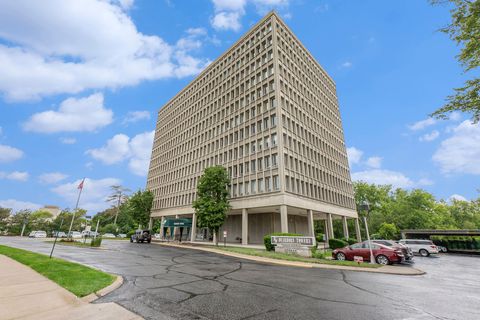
[264,232,302,251]
[126,230,136,238]
[91,237,102,247]
[340,237,357,245]
[315,233,325,243]
[328,238,348,250]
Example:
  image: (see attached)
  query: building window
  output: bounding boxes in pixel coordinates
[272,153,278,167]
[258,178,264,192]
[251,180,256,193]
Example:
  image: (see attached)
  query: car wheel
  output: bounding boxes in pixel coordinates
[419,249,429,257]
[442,247,448,253]
[376,255,390,265]
[336,252,346,261]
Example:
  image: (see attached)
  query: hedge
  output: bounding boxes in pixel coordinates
[315,233,325,243]
[264,233,302,251]
[430,235,480,251]
[328,238,348,250]
[90,237,102,247]
[340,237,357,245]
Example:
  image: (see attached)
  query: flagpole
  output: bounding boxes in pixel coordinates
[68,178,85,238]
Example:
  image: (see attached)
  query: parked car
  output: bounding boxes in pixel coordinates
[130,229,151,243]
[154,233,161,239]
[332,241,405,265]
[52,231,67,238]
[117,233,127,238]
[437,245,448,253]
[398,239,439,257]
[103,233,116,238]
[68,231,82,238]
[28,231,47,238]
[372,239,414,262]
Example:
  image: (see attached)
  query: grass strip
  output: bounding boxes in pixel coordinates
[0,245,115,297]
[212,246,381,268]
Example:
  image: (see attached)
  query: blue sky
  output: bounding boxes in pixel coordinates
[0,0,479,214]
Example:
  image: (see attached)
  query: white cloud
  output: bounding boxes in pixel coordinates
[210,0,289,31]
[433,120,480,175]
[86,134,131,165]
[52,177,121,213]
[408,118,436,131]
[122,110,151,124]
[0,171,29,182]
[351,169,415,189]
[23,93,113,133]
[366,156,382,169]
[0,144,23,163]
[0,0,209,101]
[341,61,352,68]
[86,130,154,176]
[449,194,467,202]
[211,12,243,31]
[38,172,68,184]
[59,137,77,144]
[0,199,41,212]
[346,147,363,165]
[419,130,440,142]
[128,131,154,176]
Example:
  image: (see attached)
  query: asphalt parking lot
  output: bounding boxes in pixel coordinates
[0,237,479,320]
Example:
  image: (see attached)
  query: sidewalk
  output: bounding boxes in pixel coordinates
[153,241,426,276]
[0,255,142,320]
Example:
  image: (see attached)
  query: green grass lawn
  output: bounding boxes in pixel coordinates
[0,245,115,297]
[213,246,381,268]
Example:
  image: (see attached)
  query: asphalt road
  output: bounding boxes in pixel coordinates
[1,237,479,320]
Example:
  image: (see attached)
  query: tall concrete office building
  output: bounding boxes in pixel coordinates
[147,12,361,245]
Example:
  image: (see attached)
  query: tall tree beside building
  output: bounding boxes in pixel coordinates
[128,189,154,229]
[430,0,480,122]
[193,166,231,245]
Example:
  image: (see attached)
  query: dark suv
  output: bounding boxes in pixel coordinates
[130,229,152,243]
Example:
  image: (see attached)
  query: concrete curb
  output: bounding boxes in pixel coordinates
[81,275,124,303]
[153,241,426,276]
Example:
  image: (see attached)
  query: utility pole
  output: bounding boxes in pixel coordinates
[20,217,28,237]
[68,178,85,238]
[50,218,64,258]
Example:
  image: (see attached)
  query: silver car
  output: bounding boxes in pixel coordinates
[398,239,439,257]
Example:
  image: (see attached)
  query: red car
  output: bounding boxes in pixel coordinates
[332,241,405,265]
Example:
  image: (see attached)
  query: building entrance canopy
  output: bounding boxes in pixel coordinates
[162,218,192,228]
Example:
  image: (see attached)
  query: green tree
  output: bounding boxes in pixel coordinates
[377,223,399,239]
[52,209,86,233]
[106,185,130,225]
[430,0,480,122]
[192,166,231,245]
[9,209,32,235]
[127,189,154,229]
[0,207,11,232]
[29,210,53,234]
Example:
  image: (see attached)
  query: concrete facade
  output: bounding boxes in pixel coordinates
[146,12,360,244]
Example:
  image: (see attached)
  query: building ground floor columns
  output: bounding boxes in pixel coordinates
[150,203,359,246]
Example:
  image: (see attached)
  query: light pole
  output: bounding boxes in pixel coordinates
[360,201,375,264]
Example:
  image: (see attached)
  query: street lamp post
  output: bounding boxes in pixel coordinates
[360,201,375,264]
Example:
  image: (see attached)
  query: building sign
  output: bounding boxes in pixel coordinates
[223,231,227,238]
[162,218,192,227]
[271,236,315,246]
[272,236,316,258]
[354,256,364,264]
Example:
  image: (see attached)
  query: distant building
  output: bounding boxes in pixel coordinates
[146,12,360,244]
[40,205,61,219]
